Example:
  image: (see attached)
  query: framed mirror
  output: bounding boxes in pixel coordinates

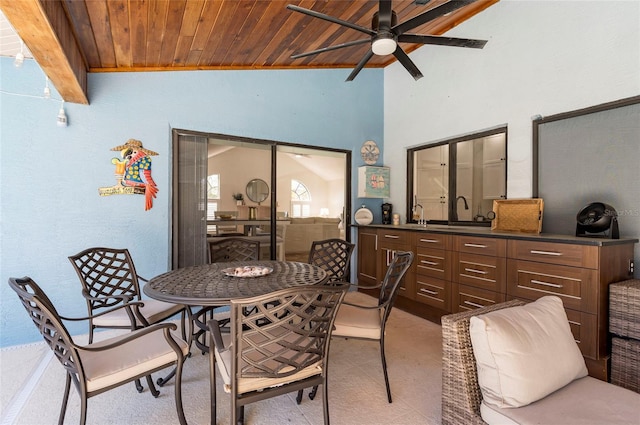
[246,178,269,204]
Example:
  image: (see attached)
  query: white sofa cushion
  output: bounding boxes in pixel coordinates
[93,299,184,327]
[332,291,382,340]
[469,295,587,408]
[480,376,640,425]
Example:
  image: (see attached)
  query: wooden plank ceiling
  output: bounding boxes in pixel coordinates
[0,0,498,104]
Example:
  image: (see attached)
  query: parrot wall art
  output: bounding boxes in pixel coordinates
[98,139,159,211]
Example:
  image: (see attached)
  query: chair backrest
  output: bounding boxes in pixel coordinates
[440,299,526,425]
[68,247,142,310]
[8,277,82,381]
[228,284,348,389]
[208,237,260,263]
[378,251,414,323]
[307,238,355,283]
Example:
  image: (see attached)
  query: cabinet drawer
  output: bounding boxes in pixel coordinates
[455,235,506,257]
[507,240,597,269]
[398,271,416,301]
[416,247,450,280]
[507,259,597,313]
[415,232,450,250]
[415,275,450,311]
[454,252,506,293]
[454,284,506,312]
[378,229,410,245]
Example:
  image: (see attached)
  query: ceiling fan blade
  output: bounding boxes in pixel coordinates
[378,0,393,29]
[346,49,374,82]
[291,39,371,59]
[393,0,476,35]
[398,34,487,49]
[287,4,375,36]
[392,47,424,80]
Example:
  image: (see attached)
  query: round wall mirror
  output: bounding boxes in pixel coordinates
[246,179,269,204]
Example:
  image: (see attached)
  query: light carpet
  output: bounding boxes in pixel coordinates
[0,292,443,425]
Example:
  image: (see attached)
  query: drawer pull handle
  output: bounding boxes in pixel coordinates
[421,260,438,266]
[531,279,563,288]
[420,239,439,243]
[530,250,562,256]
[465,243,487,248]
[384,235,400,239]
[464,300,485,309]
[419,288,438,295]
[464,268,487,275]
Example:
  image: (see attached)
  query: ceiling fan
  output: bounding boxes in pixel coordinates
[287,0,488,81]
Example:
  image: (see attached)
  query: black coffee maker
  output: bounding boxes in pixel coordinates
[382,203,393,224]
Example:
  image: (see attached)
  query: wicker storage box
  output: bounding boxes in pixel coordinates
[491,199,544,233]
[610,279,640,340]
[611,337,640,393]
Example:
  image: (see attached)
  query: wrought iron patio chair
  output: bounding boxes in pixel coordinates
[207,283,348,425]
[208,237,260,263]
[297,238,354,403]
[193,238,261,353]
[8,276,188,425]
[330,251,413,403]
[307,238,355,283]
[68,247,191,387]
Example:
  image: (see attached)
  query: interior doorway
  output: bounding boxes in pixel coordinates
[172,129,351,269]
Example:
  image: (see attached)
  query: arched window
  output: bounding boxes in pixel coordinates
[291,179,311,217]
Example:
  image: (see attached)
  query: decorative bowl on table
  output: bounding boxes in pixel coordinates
[222,266,273,278]
[216,214,234,220]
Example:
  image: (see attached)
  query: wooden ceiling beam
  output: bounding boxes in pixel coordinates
[0,0,89,104]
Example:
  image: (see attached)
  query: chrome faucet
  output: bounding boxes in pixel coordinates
[414,203,426,227]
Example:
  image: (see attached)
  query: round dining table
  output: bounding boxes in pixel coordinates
[143,260,328,306]
[145,260,329,355]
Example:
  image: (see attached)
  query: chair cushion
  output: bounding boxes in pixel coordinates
[332,292,382,340]
[480,376,640,425]
[80,328,189,393]
[469,295,587,408]
[93,299,184,327]
[213,334,322,394]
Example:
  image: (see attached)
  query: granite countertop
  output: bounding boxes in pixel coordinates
[355,223,638,246]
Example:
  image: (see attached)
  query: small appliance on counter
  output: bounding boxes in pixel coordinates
[381,203,392,224]
[576,202,619,239]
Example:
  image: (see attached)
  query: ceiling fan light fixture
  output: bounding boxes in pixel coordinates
[372,36,396,56]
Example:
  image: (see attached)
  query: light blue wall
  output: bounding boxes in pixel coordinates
[0,59,383,346]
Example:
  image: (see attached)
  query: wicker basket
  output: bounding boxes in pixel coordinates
[491,199,544,233]
[609,279,640,340]
[611,337,640,393]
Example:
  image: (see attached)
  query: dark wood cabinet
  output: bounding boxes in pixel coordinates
[355,225,637,381]
[377,229,414,300]
[356,228,378,287]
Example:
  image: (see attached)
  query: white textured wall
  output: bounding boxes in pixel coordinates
[384,0,640,221]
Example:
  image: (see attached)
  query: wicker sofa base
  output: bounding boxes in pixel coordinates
[611,337,640,393]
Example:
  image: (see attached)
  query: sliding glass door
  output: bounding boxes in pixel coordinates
[172,129,351,269]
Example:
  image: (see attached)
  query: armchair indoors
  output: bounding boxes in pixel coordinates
[207,284,348,425]
[68,247,191,387]
[8,276,189,425]
[330,251,414,403]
